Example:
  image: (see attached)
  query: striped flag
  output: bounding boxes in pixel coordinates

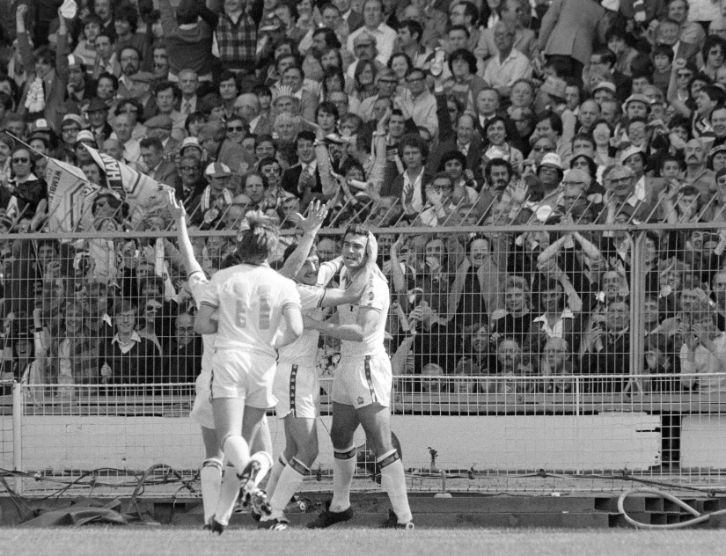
[45,156,98,232]
[84,145,174,227]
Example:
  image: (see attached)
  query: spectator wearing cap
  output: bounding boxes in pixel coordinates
[537,0,608,79]
[535,152,565,204]
[151,81,186,142]
[710,144,726,173]
[59,114,85,152]
[15,4,69,129]
[618,144,666,202]
[74,130,98,167]
[86,98,113,145]
[188,162,234,227]
[158,0,216,82]
[621,94,652,126]
[175,155,206,208]
[144,115,181,163]
[119,70,157,123]
[179,137,204,161]
[592,81,617,105]
[346,32,385,84]
[347,0,397,65]
[482,22,533,98]
[139,136,178,186]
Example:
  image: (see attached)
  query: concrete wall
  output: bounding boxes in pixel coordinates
[1,413,661,472]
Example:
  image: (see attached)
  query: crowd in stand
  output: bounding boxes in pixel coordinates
[2,0,726,396]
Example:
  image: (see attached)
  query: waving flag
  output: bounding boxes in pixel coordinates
[84,145,174,227]
[45,156,98,232]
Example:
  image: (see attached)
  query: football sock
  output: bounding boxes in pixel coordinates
[265,454,287,498]
[330,446,356,512]
[213,464,242,527]
[379,450,412,523]
[266,457,309,520]
[200,458,223,525]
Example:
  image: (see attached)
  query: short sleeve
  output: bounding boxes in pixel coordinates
[359,278,386,312]
[197,275,219,309]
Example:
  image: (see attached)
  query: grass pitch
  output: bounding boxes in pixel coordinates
[1,528,725,556]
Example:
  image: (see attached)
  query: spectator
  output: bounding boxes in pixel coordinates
[164,311,202,383]
[98,299,160,385]
[347,0,397,65]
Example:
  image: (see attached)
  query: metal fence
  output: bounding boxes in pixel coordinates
[0,222,726,497]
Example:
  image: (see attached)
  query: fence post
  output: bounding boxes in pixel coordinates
[628,232,646,395]
[12,382,23,494]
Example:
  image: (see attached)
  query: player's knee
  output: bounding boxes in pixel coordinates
[297,438,318,466]
[220,433,238,452]
[369,432,393,457]
[330,427,354,450]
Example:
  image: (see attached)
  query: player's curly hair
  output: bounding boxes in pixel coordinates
[236,212,280,264]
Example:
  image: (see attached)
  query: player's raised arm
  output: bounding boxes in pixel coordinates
[167,190,203,278]
[280,200,329,279]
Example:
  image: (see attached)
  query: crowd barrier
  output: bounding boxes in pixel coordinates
[0,222,724,496]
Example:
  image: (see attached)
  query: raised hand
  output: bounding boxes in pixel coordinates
[291,199,328,235]
[166,190,186,221]
[510,179,529,205]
